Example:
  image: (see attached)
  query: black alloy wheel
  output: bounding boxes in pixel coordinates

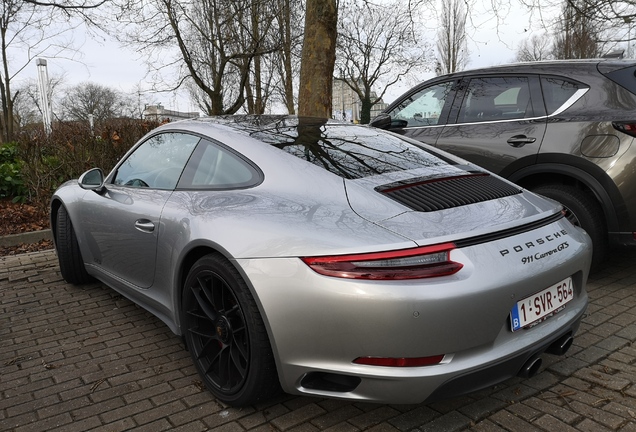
[182,254,280,406]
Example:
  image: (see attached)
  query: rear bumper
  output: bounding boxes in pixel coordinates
[286,296,587,404]
[237,218,591,404]
[425,313,583,402]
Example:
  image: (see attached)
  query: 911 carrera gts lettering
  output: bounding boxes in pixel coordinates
[499,229,568,257]
[521,242,569,264]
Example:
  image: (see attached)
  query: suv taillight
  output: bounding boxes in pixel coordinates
[612,122,636,137]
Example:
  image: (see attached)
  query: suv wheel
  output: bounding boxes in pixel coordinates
[532,184,607,268]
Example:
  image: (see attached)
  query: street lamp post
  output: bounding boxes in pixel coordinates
[36,59,53,135]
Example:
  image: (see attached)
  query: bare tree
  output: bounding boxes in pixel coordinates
[22,0,107,11]
[1,2,70,141]
[13,83,44,129]
[298,0,337,117]
[239,0,281,115]
[0,0,108,142]
[272,0,303,114]
[121,83,155,120]
[336,0,431,124]
[117,0,282,116]
[516,33,554,61]
[488,0,633,54]
[553,0,635,34]
[13,75,64,127]
[552,0,602,59]
[58,82,132,122]
[436,0,469,75]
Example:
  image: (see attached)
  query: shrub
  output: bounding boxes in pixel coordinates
[16,118,162,210]
[0,142,28,201]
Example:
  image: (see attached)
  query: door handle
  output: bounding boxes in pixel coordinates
[507,135,536,147]
[134,219,155,233]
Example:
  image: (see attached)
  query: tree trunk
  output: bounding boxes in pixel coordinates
[0,73,7,143]
[359,94,372,125]
[281,0,295,114]
[245,72,255,114]
[298,0,337,118]
[0,27,10,142]
[251,0,264,114]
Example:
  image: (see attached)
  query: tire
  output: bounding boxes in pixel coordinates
[55,205,93,284]
[182,254,280,406]
[532,184,607,268]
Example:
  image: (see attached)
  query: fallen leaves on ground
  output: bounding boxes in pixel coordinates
[0,199,49,236]
[0,239,54,256]
[1,199,53,256]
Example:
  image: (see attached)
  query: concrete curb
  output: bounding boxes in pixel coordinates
[0,229,52,247]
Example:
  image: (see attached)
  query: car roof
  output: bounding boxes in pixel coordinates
[435,58,636,79]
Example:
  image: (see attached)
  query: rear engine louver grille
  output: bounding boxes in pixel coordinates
[377,174,522,212]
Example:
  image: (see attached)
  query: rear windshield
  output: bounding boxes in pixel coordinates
[602,64,636,96]
[247,118,450,179]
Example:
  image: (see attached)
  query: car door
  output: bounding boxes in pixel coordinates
[79,132,200,288]
[435,75,547,175]
[385,80,458,145]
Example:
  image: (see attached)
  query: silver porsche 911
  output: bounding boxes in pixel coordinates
[51,116,591,407]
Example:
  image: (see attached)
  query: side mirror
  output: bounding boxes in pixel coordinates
[370,113,408,130]
[78,168,105,193]
[370,113,392,129]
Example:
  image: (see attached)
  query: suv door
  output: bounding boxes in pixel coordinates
[436,75,547,174]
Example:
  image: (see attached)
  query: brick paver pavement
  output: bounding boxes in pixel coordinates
[1,249,635,431]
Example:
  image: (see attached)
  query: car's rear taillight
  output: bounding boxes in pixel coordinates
[301,243,463,280]
[612,121,636,137]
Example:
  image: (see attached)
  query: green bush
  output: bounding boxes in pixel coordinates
[0,142,27,201]
[16,118,162,210]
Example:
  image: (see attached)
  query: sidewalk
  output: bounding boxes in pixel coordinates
[1,249,635,431]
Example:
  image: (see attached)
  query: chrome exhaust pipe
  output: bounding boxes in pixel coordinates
[518,355,542,378]
[546,333,573,356]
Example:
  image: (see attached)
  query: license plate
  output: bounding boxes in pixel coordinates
[510,277,573,331]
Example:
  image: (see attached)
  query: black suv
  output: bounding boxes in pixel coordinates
[372,59,636,266]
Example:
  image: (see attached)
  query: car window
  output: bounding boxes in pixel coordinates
[388,82,453,127]
[178,139,260,189]
[540,77,582,115]
[113,132,200,189]
[458,77,533,123]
